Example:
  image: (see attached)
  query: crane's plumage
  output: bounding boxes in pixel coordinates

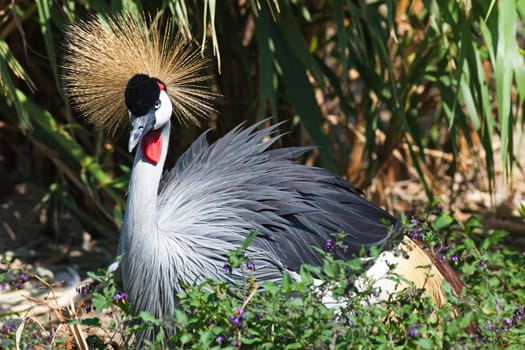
[62,12,462,346]
[157,121,400,272]
[63,13,214,133]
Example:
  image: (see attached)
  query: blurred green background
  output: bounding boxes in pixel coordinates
[1,0,524,254]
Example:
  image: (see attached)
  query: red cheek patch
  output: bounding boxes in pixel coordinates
[141,130,162,165]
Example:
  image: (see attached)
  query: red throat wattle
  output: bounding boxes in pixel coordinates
[141,130,162,165]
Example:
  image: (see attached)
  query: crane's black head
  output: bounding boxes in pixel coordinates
[125,74,172,154]
[125,74,166,116]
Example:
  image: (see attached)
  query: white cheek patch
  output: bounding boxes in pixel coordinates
[154,91,173,129]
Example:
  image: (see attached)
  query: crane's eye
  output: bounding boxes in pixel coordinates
[154,99,161,110]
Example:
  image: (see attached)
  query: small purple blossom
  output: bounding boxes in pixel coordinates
[324,239,334,252]
[406,219,426,240]
[14,282,23,290]
[223,263,232,274]
[437,257,445,265]
[0,282,7,292]
[229,307,244,328]
[1,323,14,334]
[246,261,256,271]
[502,317,511,331]
[216,335,224,344]
[512,307,525,326]
[229,315,241,327]
[18,273,29,283]
[451,256,460,266]
[407,327,418,338]
[76,283,92,296]
[112,292,127,303]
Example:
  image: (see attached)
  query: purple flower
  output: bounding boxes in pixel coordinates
[14,282,23,290]
[229,307,244,328]
[0,282,7,292]
[512,307,524,326]
[407,327,418,338]
[112,292,127,303]
[76,283,92,296]
[229,315,241,327]
[451,256,460,266]
[18,273,29,283]
[324,239,334,252]
[223,263,232,274]
[437,257,445,265]
[216,335,224,344]
[246,261,256,271]
[1,323,14,334]
[503,317,511,331]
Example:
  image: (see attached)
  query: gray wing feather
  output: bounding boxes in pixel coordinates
[157,120,401,281]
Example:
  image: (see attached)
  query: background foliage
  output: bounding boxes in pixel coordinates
[2,0,525,239]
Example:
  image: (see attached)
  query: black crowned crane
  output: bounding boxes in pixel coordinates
[63,13,462,345]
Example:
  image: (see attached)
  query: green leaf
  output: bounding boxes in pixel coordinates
[276,1,324,88]
[271,27,335,171]
[322,258,337,278]
[255,4,277,119]
[92,293,111,311]
[68,318,102,326]
[175,309,189,326]
[35,0,59,88]
[241,229,259,250]
[138,311,164,326]
[299,265,314,286]
[432,215,454,231]
[414,337,434,349]
[180,333,192,344]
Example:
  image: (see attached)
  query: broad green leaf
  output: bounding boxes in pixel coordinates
[0,58,31,130]
[276,1,325,89]
[255,4,277,119]
[35,0,59,88]
[432,215,454,231]
[271,27,335,170]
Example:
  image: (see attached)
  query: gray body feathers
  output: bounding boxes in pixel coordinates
[120,121,401,344]
[157,120,398,282]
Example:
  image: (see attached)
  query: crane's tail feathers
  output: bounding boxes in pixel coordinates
[63,12,215,134]
[358,236,464,308]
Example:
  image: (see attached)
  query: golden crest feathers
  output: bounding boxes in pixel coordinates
[63,13,214,134]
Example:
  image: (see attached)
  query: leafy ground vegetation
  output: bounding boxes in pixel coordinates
[1,210,525,349]
[2,0,525,349]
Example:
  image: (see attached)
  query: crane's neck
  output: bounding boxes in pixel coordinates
[120,120,171,251]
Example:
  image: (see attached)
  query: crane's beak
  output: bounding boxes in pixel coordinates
[128,112,156,152]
